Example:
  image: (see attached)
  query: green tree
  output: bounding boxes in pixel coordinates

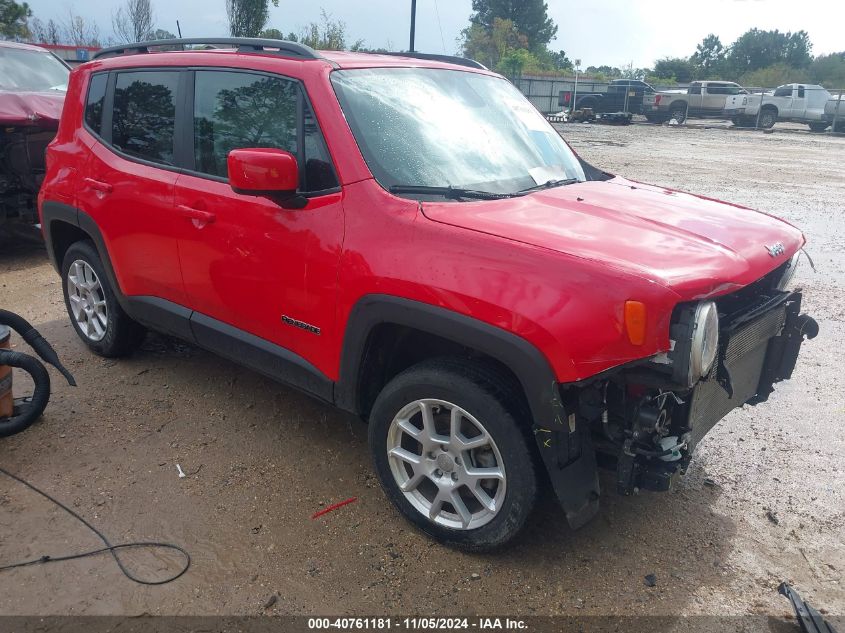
[150,28,176,39]
[225,0,278,37]
[653,57,695,83]
[1,0,32,39]
[727,29,812,78]
[461,17,526,70]
[808,52,845,87]
[258,27,284,39]
[468,0,557,51]
[296,10,361,51]
[739,63,810,88]
[691,34,726,78]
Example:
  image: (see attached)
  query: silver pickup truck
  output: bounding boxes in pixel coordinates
[642,81,747,123]
[724,84,835,131]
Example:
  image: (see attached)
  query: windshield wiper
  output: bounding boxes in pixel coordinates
[389,185,512,200]
[514,178,580,195]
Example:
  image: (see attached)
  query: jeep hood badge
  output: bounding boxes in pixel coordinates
[765,242,785,257]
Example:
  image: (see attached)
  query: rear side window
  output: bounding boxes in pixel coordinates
[689,84,702,95]
[112,71,179,165]
[84,73,107,135]
[798,86,805,98]
[774,87,792,97]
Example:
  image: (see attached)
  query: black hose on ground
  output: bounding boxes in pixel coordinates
[0,349,51,437]
[0,309,76,386]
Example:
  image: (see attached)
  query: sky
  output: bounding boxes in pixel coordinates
[27,0,845,68]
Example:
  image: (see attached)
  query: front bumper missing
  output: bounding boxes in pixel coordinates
[633,291,817,493]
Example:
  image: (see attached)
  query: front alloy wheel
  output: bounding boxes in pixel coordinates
[387,399,506,530]
[369,359,537,551]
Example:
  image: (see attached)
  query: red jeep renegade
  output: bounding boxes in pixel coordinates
[38,38,817,550]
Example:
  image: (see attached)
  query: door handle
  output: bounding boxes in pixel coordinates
[177,205,216,224]
[83,177,113,194]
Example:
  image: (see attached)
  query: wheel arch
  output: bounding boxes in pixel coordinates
[336,294,601,529]
[334,295,558,427]
[40,200,129,312]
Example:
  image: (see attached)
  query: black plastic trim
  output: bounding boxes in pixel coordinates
[126,296,194,341]
[189,312,332,402]
[335,294,558,422]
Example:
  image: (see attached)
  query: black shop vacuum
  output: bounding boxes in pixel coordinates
[0,310,75,437]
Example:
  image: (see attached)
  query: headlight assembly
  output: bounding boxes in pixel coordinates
[670,301,720,388]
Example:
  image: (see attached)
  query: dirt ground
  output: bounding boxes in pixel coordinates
[0,121,843,619]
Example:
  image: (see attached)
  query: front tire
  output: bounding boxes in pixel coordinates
[61,240,146,357]
[368,359,537,551]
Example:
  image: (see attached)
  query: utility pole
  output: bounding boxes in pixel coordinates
[409,0,417,52]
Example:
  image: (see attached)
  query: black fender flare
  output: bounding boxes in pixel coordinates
[334,294,600,528]
[40,201,128,311]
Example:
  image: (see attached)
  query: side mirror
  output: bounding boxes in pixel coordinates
[227,148,306,208]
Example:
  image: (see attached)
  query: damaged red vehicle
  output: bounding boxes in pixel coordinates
[0,41,69,240]
[40,39,818,550]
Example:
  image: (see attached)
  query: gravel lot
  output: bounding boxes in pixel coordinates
[0,121,843,620]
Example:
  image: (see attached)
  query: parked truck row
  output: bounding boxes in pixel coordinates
[559,78,844,132]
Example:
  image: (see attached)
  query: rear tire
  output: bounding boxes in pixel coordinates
[808,122,829,133]
[61,240,146,357]
[368,358,537,551]
[669,102,687,123]
[759,107,777,129]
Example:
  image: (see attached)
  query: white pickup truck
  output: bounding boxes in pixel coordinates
[824,96,845,132]
[724,83,834,131]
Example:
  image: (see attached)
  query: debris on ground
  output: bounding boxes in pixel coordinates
[262,594,278,610]
[644,574,657,587]
[311,496,358,519]
[767,510,780,525]
[176,464,186,478]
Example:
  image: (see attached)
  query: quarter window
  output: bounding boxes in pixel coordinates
[112,71,179,165]
[84,73,107,135]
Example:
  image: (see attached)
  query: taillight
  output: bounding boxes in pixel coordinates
[655,94,662,106]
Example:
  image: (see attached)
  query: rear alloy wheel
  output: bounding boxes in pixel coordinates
[62,240,146,357]
[369,359,537,550]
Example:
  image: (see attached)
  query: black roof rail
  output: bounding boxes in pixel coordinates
[92,37,322,61]
[380,52,487,71]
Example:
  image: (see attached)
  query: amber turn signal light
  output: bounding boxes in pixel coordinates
[624,301,647,345]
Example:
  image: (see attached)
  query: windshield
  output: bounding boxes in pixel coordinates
[331,67,585,197]
[0,47,69,92]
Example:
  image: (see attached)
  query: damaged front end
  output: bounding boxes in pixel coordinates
[538,257,817,521]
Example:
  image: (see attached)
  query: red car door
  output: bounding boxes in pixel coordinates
[78,69,187,306]
[173,69,344,375]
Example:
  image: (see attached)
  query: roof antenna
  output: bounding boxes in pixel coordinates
[176,20,182,38]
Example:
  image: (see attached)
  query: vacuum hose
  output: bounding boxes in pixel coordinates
[0,310,76,438]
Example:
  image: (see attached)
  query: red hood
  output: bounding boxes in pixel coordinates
[421,177,804,299]
[0,90,65,128]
